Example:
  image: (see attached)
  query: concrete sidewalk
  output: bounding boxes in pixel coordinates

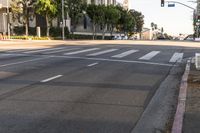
[0,40,200,50]
[183,64,200,133]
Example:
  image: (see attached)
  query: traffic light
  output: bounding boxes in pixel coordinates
[161,0,165,7]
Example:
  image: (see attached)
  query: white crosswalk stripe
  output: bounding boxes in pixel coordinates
[64,48,100,55]
[87,49,118,56]
[169,53,184,63]
[44,48,80,54]
[23,47,67,54]
[139,51,160,60]
[112,50,138,58]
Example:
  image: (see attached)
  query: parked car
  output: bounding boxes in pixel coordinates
[114,35,122,40]
[184,35,194,41]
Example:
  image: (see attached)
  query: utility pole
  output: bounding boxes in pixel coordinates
[62,0,65,40]
[7,0,10,39]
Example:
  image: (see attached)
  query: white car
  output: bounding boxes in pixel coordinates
[114,36,122,40]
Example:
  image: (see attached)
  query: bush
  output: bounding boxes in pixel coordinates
[10,36,50,40]
[49,27,69,37]
[13,26,69,37]
[10,36,29,40]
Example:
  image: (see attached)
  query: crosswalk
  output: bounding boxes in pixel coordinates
[87,49,118,56]
[64,48,100,55]
[169,53,184,63]
[139,51,160,60]
[112,50,138,58]
[0,47,198,63]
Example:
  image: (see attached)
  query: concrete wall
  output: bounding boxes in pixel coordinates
[0,8,7,34]
[0,0,11,7]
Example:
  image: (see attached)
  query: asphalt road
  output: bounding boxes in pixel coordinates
[0,43,199,133]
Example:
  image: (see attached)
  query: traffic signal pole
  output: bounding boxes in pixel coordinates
[161,0,198,38]
[161,0,195,10]
[62,0,65,40]
[6,0,10,39]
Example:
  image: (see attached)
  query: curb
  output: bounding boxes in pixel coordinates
[171,60,191,133]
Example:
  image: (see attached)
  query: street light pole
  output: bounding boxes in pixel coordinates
[7,0,10,39]
[62,0,65,40]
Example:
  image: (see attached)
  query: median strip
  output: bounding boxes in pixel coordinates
[41,75,63,83]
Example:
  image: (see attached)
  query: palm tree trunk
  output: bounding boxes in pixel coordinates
[92,23,95,40]
[46,14,50,37]
[102,24,106,40]
[25,23,28,36]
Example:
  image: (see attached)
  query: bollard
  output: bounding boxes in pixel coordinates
[0,34,2,40]
[37,27,41,38]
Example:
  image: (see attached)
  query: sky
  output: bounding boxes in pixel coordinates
[117,0,196,36]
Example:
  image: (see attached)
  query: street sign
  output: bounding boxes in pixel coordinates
[168,4,175,7]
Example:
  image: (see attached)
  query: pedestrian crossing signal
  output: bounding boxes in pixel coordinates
[161,0,165,7]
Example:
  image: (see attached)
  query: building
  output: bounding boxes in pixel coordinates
[86,0,116,5]
[123,0,130,10]
[0,0,10,34]
[0,0,117,36]
[140,28,151,40]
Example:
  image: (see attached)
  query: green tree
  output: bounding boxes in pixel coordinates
[106,5,120,37]
[10,0,36,36]
[96,5,107,40]
[65,0,86,34]
[86,4,99,39]
[36,0,57,37]
[116,6,134,36]
[129,10,144,33]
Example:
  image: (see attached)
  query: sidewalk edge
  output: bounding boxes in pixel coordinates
[171,60,191,133]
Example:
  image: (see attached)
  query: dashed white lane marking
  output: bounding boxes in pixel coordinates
[87,49,118,56]
[41,75,63,83]
[87,62,99,67]
[44,48,80,54]
[64,48,100,55]
[112,50,138,58]
[169,53,184,63]
[139,51,160,60]
[24,47,66,54]
[0,57,50,68]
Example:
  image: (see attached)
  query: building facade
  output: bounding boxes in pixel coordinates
[0,0,117,36]
[0,0,10,34]
[86,0,116,5]
[123,0,130,10]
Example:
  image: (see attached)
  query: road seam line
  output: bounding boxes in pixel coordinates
[0,57,50,68]
[24,47,66,54]
[41,75,63,83]
[87,62,99,67]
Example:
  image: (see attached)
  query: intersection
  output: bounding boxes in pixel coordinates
[0,41,199,133]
